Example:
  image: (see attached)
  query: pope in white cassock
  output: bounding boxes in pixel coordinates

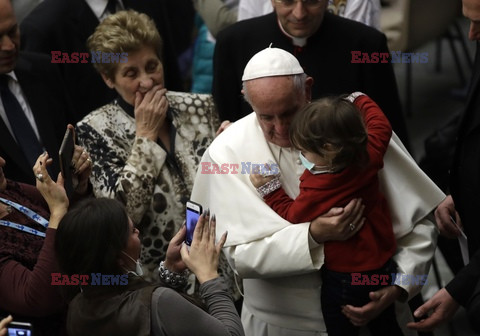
[191,46,445,336]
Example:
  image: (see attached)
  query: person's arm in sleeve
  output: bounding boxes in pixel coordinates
[0,154,70,316]
[237,0,273,21]
[343,0,381,29]
[446,249,480,306]
[152,279,244,336]
[0,228,63,316]
[76,118,166,224]
[249,173,309,224]
[406,249,480,332]
[352,93,392,157]
[193,0,238,37]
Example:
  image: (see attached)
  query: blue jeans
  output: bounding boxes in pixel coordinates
[321,259,403,336]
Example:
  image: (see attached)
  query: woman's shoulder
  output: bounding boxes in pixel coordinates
[77,103,132,130]
[166,91,215,118]
[166,91,219,134]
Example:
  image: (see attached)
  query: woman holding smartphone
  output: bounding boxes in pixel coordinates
[52,193,244,335]
[0,144,92,335]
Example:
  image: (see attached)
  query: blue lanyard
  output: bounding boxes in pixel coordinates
[0,197,49,238]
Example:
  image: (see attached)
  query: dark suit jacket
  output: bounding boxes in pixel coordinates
[467,269,480,333]
[213,12,410,147]
[20,0,183,122]
[0,52,74,185]
[446,42,480,309]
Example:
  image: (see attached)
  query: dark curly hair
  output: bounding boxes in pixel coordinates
[289,95,369,172]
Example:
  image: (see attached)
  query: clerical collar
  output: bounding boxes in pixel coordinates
[277,19,308,47]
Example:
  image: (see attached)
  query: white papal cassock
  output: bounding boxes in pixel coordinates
[191,112,445,336]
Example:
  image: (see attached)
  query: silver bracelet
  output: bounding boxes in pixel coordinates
[256,176,281,198]
[158,261,189,289]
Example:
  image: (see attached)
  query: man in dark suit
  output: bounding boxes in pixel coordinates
[0,0,74,185]
[213,0,410,147]
[20,0,184,121]
[407,0,480,333]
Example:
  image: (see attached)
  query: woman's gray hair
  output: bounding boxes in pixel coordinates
[242,73,307,105]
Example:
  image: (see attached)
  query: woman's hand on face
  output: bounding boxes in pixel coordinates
[33,152,69,227]
[134,85,169,141]
[71,145,92,195]
[180,212,227,284]
[309,198,365,243]
[164,224,188,273]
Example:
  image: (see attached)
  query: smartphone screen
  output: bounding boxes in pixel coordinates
[8,321,33,336]
[58,126,75,198]
[185,201,202,246]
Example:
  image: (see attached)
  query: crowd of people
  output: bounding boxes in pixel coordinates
[0,0,479,335]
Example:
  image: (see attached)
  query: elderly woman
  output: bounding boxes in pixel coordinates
[76,10,234,292]
[0,142,92,335]
[54,197,244,336]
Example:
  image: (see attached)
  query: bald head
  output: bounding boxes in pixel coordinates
[0,0,19,74]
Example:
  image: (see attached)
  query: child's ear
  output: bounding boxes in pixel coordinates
[322,143,334,150]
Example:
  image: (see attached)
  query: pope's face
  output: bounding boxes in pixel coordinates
[246,75,311,148]
[463,0,480,40]
[271,0,328,38]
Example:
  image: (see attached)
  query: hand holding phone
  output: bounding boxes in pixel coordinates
[185,200,202,246]
[7,321,33,336]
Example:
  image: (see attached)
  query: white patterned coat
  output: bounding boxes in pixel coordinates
[76,91,237,295]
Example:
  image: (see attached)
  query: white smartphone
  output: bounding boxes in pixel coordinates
[185,200,202,246]
[8,321,33,336]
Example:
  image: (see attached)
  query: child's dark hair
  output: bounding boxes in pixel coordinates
[289,95,369,171]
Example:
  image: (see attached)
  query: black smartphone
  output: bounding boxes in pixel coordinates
[58,126,75,198]
[185,200,202,246]
[8,321,33,335]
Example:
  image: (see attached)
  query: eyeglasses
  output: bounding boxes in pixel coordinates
[274,0,324,8]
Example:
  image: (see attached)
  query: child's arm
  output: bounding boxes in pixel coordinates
[249,173,305,223]
[347,92,392,156]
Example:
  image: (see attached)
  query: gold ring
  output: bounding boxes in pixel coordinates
[35,173,44,182]
[87,158,92,164]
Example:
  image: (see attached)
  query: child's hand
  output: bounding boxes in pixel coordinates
[250,173,274,188]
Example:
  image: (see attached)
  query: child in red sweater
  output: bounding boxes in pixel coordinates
[250,92,401,336]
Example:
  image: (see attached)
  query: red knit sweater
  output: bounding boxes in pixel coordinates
[264,95,396,272]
